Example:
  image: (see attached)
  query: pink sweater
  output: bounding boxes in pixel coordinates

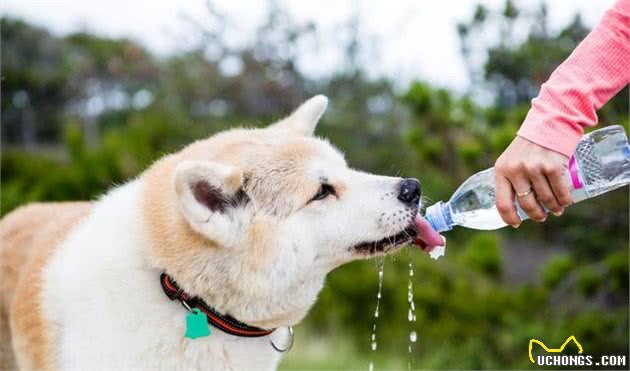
[518,0,630,157]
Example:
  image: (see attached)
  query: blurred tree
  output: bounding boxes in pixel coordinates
[1,17,160,147]
[64,32,159,144]
[1,18,72,146]
[1,1,628,368]
[457,0,628,116]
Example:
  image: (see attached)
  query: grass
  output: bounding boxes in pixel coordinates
[279,332,411,371]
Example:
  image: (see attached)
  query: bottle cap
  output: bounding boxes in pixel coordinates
[425,201,452,233]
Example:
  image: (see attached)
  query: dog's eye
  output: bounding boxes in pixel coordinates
[310,184,335,202]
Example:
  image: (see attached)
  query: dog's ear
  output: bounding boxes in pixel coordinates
[272,95,328,136]
[174,161,249,246]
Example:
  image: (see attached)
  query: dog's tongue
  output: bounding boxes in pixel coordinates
[413,214,446,258]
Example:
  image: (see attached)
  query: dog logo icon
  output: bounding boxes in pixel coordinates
[528,335,584,364]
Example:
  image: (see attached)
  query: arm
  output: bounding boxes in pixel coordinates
[518,0,630,157]
[496,0,630,226]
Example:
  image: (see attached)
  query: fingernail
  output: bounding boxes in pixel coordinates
[552,210,563,216]
[511,223,520,228]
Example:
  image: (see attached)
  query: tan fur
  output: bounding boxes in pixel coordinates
[0,203,91,370]
[2,96,397,369]
[247,221,279,268]
[141,129,323,298]
[0,129,323,368]
[142,154,214,272]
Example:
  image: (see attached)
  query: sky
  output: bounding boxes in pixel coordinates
[0,0,615,92]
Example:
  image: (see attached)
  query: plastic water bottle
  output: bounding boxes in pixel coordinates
[425,125,630,232]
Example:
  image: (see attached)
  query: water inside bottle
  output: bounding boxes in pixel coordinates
[451,206,507,230]
[447,168,509,230]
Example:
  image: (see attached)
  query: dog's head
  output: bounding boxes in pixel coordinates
[143,96,422,328]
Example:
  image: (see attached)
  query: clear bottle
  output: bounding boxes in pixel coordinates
[425,125,630,232]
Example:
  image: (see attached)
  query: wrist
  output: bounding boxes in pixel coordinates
[517,121,582,157]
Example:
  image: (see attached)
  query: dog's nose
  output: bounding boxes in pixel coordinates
[397,178,421,206]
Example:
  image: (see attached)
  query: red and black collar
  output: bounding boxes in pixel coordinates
[160,273,274,338]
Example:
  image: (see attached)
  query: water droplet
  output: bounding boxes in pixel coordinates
[406,258,417,369]
[409,331,417,342]
[369,260,384,364]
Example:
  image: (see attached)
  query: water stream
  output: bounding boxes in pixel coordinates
[368,260,385,371]
[407,258,418,370]
[369,256,419,371]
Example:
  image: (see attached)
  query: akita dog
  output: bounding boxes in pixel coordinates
[0,95,444,370]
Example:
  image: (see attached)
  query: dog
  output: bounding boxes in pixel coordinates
[1,95,435,370]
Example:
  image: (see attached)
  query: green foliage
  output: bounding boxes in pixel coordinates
[459,234,502,278]
[577,267,601,298]
[605,251,630,293]
[1,2,628,369]
[541,254,574,288]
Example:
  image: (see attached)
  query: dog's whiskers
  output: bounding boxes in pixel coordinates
[419,195,433,212]
[402,230,413,241]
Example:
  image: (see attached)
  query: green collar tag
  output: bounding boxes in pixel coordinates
[185,308,211,339]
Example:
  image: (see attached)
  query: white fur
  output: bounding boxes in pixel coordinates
[43,180,284,370]
[35,96,420,370]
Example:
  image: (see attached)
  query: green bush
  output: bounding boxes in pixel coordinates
[577,267,601,298]
[604,251,629,293]
[2,7,629,369]
[541,254,574,288]
[459,234,502,278]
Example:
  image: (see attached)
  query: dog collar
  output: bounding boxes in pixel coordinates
[160,273,274,338]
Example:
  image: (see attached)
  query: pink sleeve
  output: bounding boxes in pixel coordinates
[517,0,630,157]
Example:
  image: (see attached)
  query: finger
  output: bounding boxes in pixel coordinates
[511,174,547,222]
[545,167,573,207]
[495,175,520,227]
[530,172,564,216]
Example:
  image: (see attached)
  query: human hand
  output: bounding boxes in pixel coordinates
[494,136,572,227]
